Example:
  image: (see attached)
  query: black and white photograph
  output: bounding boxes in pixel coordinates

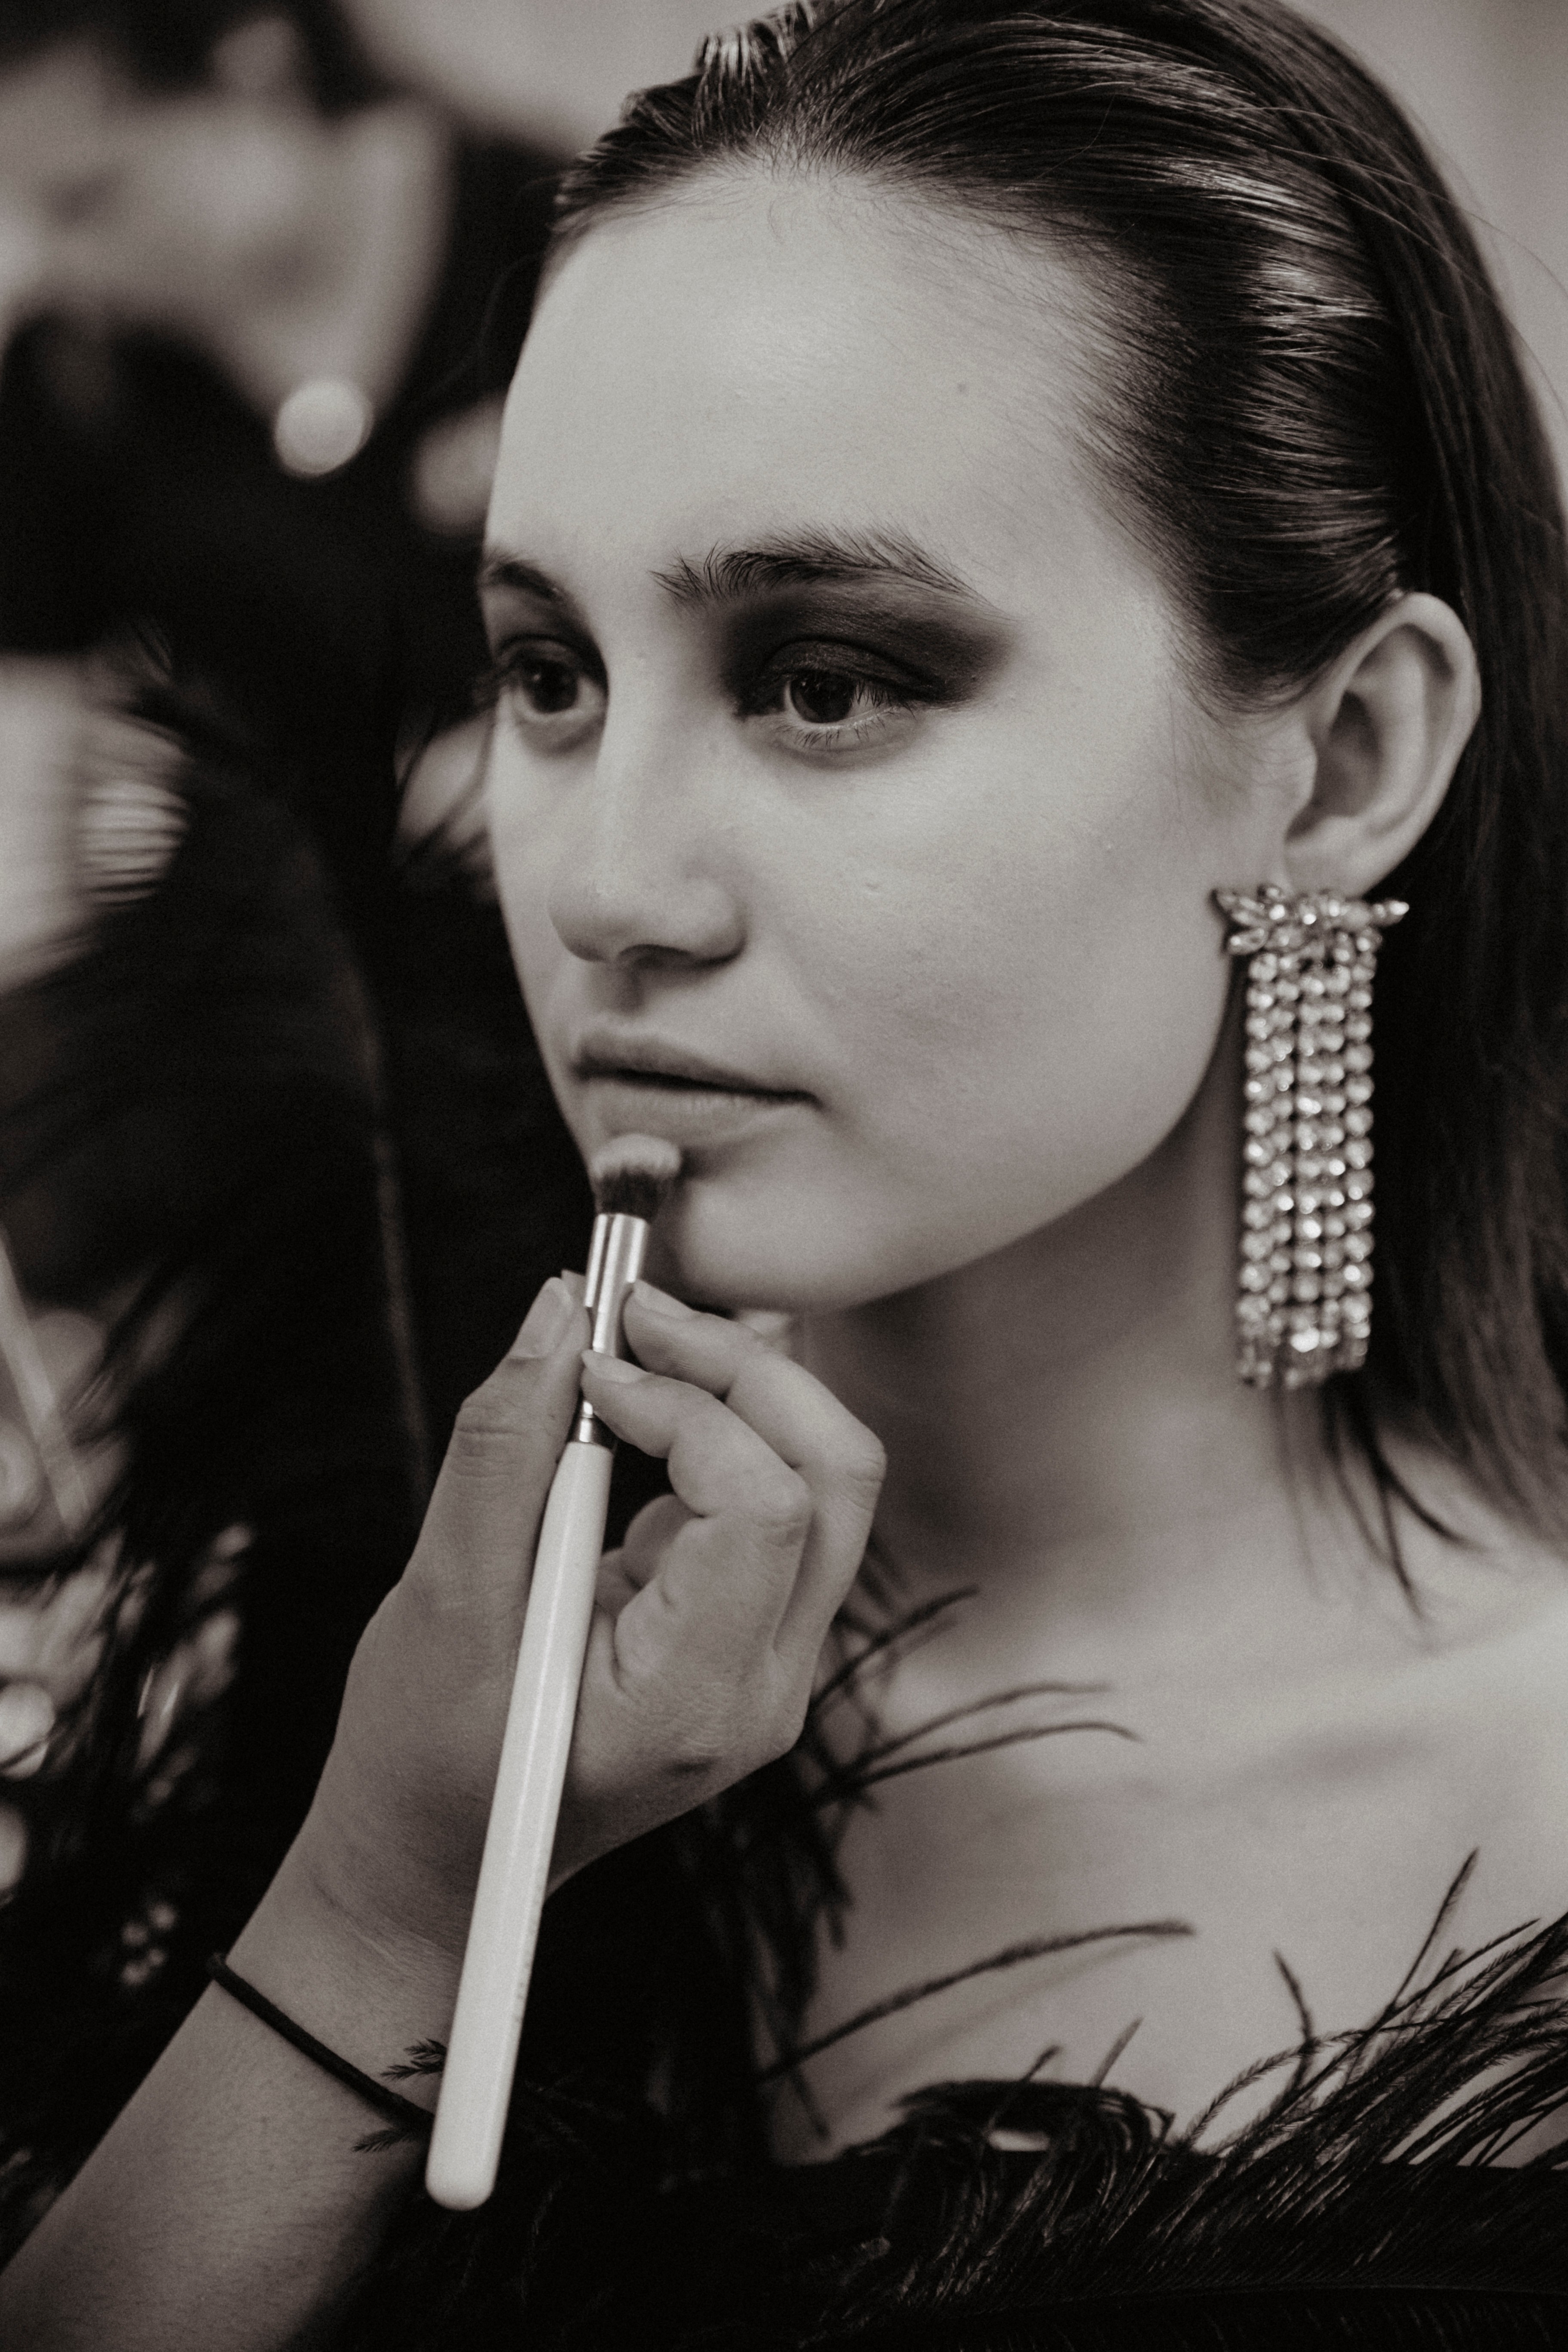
[0,1,1566,2342]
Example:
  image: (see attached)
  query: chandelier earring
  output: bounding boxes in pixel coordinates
[1216,887,1407,1390]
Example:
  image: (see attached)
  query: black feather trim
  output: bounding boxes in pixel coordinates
[343,1870,1568,2351]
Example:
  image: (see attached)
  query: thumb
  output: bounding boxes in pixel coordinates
[410,1277,591,1602]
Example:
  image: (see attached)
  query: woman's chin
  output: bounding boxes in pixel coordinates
[640,1233,841,1318]
[640,1187,973,1320]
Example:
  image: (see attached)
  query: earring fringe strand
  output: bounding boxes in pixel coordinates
[1216,887,1406,1390]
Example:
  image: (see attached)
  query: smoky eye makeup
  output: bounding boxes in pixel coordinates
[474,568,606,728]
[719,586,1013,714]
[474,551,1015,751]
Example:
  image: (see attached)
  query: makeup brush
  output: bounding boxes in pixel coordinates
[427,1134,683,2211]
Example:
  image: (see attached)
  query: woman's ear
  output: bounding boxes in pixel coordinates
[1280,592,1480,897]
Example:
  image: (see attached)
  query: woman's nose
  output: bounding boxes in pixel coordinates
[546,749,745,971]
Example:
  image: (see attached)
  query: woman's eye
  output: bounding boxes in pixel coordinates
[513,653,588,717]
[749,658,922,758]
[781,670,870,726]
[485,641,605,744]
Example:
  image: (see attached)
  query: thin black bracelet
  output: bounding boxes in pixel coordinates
[205,1953,434,2139]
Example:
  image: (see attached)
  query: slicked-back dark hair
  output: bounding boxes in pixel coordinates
[551,0,1568,1541]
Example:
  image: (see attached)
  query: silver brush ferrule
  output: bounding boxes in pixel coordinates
[571,1212,653,1447]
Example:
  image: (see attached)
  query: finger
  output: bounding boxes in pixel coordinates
[409,1277,589,1608]
[578,1507,808,1787]
[623,1287,881,1497]
[593,1549,641,1615]
[577,1354,812,1651]
[579,1355,809,1547]
[619,1491,695,1590]
[619,1289,885,1658]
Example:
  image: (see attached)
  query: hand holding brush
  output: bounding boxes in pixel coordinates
[427,1133,682,2211]
[0,1154,886,2341]
[253,1122,880,2216]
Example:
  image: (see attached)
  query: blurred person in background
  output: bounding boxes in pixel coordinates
[0,0,549,762]
[0,0,592,2242]
[0,0,583,1423]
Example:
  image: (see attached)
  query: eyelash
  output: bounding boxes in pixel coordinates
[476,638,934,761]
[475,643,604,751]
[741,652,926,756]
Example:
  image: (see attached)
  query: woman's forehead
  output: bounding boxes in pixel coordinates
[490,172,1104,598]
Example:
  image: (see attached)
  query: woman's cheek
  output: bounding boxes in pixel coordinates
[488,768,564,1028]
[767,812,1228,1250]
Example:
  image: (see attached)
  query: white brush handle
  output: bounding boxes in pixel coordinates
[426,1437,613,2211]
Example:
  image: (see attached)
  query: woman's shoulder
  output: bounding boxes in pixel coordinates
[1381,1462,1568,1736]
[1249,1425,1568,1746]
[1414,1526,1568,1892]
[1282,1467,1568,1920]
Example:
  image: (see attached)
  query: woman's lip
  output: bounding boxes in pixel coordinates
[577,1066,805,1099]
[579,1072,808,1145]
[571,1031,806,1096]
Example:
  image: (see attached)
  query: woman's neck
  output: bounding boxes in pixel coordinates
[799,1014,1354,1667]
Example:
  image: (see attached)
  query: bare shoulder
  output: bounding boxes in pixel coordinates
[1386,1478,1568,1897]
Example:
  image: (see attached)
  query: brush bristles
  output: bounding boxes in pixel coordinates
[589,1133,683,1222]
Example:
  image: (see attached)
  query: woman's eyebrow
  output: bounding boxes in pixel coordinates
[478,530,983,622]
[477,549,592,630]
[654,529,974,607]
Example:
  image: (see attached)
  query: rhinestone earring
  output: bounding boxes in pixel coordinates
[1215,887,1407,1389]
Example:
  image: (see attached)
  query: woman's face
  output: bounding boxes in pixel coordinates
[484,175,1298,1312]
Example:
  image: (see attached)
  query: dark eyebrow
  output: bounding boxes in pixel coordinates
[653,529,972,607]
[478,550,578,610]
[478,529,977,623]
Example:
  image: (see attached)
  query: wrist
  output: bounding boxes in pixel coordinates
[231,1828,462,2114]
[292,1727,484,1954]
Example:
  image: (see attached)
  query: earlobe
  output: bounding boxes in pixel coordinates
[1282,593,1481,898]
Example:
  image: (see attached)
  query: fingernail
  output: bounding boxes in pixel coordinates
[631,1281,698,1319]
[509,1277,575,1359]
[581,1349,646,1384]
